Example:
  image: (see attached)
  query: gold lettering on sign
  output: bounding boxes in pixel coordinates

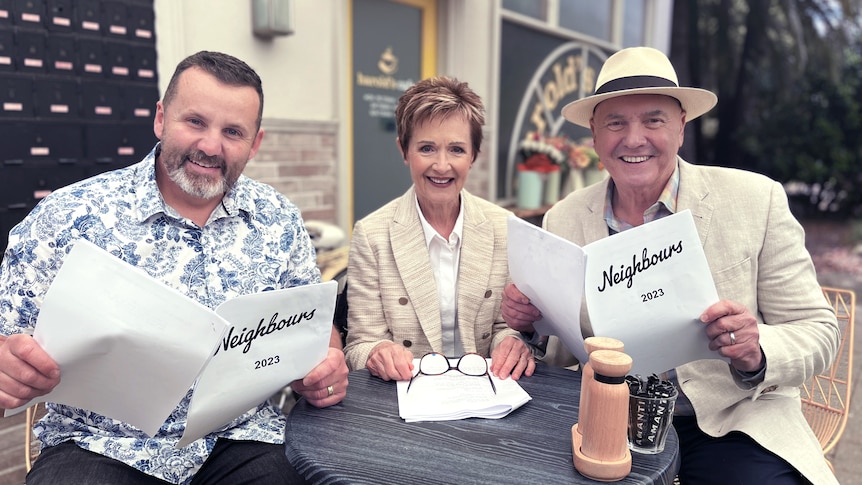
[356,71,398,89]
[378,47,398,75]
[356,72,415,91]
[355,47,415,92]
[529,55,596,134]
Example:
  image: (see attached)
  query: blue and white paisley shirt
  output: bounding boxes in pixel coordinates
[0,144,321,484]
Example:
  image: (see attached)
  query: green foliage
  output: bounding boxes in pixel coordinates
[685,0,862,216]
[749,43,862,215]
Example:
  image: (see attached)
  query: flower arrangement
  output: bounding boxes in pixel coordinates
[565,137,603,171]
[516,132,606,208]
[519,132,568,169]
[515,133,565,209]
[519,132,603,172]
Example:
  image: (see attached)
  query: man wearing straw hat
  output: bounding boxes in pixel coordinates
[502,47,839,484]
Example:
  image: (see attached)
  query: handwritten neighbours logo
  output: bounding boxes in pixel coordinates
[504,43,607,200]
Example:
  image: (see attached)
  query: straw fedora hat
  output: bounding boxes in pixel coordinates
[561,47,717,128]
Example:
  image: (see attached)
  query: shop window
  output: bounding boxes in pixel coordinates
[559,0,611,41]
[623,0,646,47]
[502,0,547,21]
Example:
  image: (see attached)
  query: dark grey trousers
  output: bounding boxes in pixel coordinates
[27,439,306,485]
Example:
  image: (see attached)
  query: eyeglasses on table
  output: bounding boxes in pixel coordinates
[406,352,497,394]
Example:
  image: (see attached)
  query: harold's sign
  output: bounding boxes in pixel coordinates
[502,42,608,200]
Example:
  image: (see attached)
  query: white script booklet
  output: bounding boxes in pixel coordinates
[507,210,723,375]
[5,239,335,448]
[396,358,532,423]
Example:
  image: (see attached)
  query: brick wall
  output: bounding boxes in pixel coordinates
[245,119,339,223]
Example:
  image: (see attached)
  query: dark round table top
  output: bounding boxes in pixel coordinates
[285,363,679,484]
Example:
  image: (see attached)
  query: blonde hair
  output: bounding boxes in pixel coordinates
[395,76,485,162]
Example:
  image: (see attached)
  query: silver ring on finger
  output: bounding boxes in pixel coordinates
[728,331,736,346]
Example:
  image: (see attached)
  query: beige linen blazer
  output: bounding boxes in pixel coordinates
[344,187,519,370]
[541,159,839,485]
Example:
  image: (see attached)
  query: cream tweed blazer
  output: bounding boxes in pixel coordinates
[540,159,839,485]
[344,187,519,370]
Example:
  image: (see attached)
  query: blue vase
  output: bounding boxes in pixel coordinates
[517,170,543,209]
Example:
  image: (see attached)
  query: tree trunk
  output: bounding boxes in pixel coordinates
[715,0,771,169]
[670,0,705,164]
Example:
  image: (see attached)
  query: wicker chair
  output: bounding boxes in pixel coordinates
[24,402,44,472]
[800,286,855,471]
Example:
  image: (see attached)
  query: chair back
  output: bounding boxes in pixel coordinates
[800,286,855,459]
[25,402,45,472]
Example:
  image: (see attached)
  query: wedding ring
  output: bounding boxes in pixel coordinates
[729,331,736,346]
[326,385,334,397]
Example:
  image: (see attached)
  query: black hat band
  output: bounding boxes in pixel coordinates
[595,75,678,95]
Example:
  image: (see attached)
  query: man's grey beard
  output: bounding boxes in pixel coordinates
[169,167,229,199]
[166,151,231,199]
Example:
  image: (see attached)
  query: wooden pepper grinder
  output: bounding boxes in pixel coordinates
[572,349,632,481]
[573,336,625,442]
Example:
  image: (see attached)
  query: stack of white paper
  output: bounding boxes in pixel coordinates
[507,210,724,376]
[4,239,336,447]
[396,358,532,422]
